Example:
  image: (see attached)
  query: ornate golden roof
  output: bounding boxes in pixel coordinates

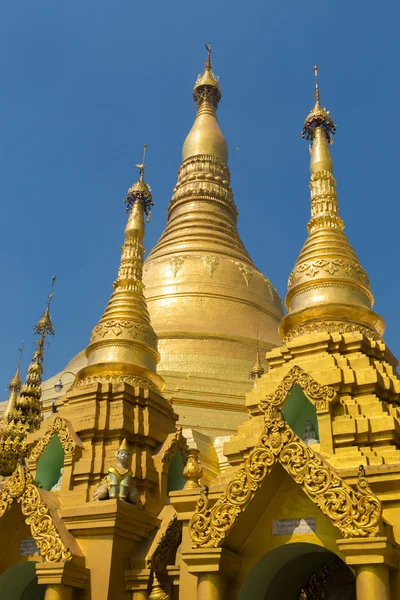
[76,148,164,392]
[280,68,385,342]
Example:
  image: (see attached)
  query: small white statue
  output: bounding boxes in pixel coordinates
[50,467,64,492]
[303,421,318,445]
[93,439,141,505]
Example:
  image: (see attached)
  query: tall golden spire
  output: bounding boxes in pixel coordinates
[3,343,23,422]
[182,43,228,162]
[76,146,164,391]
[280,67,385,342]
[0,279,55,476]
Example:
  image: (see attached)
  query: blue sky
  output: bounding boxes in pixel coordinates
[0,0,399,394]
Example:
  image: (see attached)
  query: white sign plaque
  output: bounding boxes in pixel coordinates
[272,518,316,535]
[19,537,39,556]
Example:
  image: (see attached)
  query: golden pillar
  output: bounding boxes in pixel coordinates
[182,547,240,600]
[197,573,227,600]
[355,565,390,600]
[44,585,73,600]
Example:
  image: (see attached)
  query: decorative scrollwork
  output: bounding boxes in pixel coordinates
[147,515,182,572]
[259,365,336,414]
[189,412,381,547]
[284,321,381,344]
[30,416,76,461]
[0,463,72,562]
[162,430,189,466]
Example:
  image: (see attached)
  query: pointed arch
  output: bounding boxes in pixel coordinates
[259,365,337,414]
[29,416,83,462]
[0,464,73,562]
[189,411,381,548]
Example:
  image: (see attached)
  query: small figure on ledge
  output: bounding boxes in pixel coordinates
[93,439,141,505]
[50,466,64,492]
[302,421,319,445]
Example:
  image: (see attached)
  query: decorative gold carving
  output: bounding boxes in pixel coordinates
[284,321,381,343]
[30,416,76,461]
[169,256,186,278]
[259,365,336,414]
[162,430,189,465]
[183,448,203,489]
[298,559,355,600]
[189,411,381,547]
[147,515,182,572]
[234,261,253,286]
[0,463,72,562]
[75,373,158,392]
[90,319,157,346]
[288,259,370,289]
[202,255,221,276]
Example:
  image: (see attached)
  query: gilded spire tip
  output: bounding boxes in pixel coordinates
[125,145,153,220]
[193,43,221,110]
[302,65,336,143]
[34,277,55,337]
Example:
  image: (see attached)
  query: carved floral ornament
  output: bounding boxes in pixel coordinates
[189,411,382,548]
[161,429,190,467]
[259,365,337,415]
[147,515,182,572]
[29,416,78,461]
[288,259,370,289]
[0,463,72,562]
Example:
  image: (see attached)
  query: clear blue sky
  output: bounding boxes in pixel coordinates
[1,0,399,394]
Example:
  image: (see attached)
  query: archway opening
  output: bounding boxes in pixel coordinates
[167,451,186,493]
[282,384,319,442]
[0,561,45,600]
[239,543,355,600]
[35,434,64,490]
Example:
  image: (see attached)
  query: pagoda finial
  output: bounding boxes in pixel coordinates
[205,42,212,71]
[3,343,24,422]
[302,65,336,144]
[182,46,227,162]
[0,280,56,476]
[279,70,384,343]
[249,327,265,381]
[125,144,154,222]
[76,147,164,392]
[314,65,320,103]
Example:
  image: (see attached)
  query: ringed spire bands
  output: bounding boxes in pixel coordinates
[280,67,385,342]
[143,48,283,434]
[76,149,164,392]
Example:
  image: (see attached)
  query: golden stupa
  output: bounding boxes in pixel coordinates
[2,59,400,600]
[39,46,283,437]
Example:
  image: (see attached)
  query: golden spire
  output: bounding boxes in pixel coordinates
[76,146,164,391]
[182,44,228,162]
[0,280,55,476]
[3,343,24,421]
[280,67,385,342]
[249,328,265,381]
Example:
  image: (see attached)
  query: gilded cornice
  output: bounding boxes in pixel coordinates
[189,411,382,547]
[0,463,72,562]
